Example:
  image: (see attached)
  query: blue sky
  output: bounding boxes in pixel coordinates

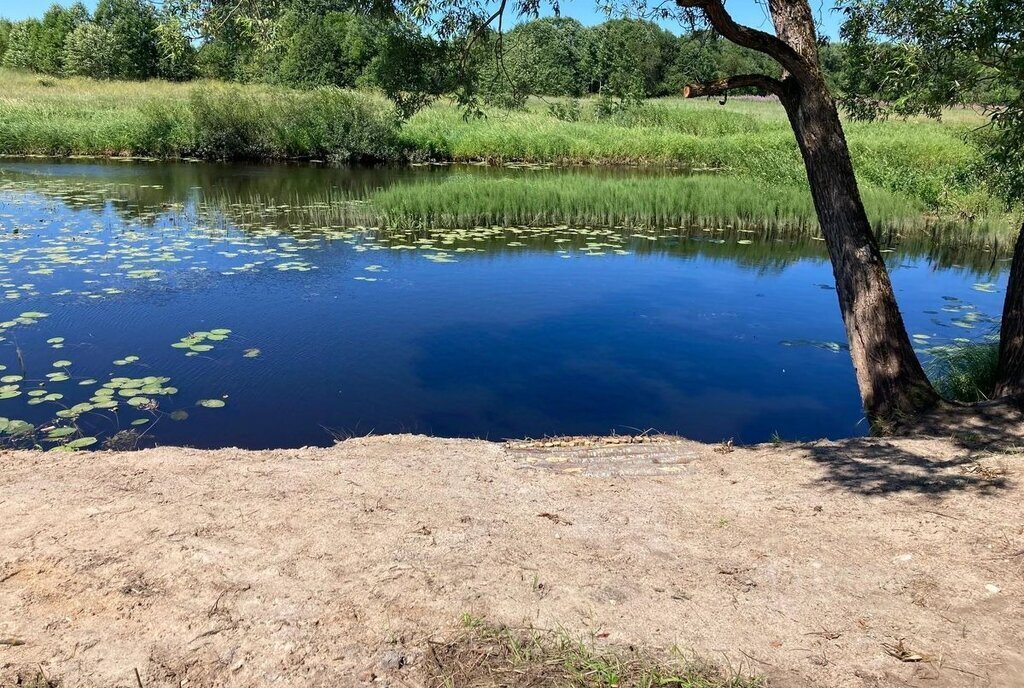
[4,0,845,37]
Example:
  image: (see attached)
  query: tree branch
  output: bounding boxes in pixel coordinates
[682,74,786,99]
[674,0,813,83]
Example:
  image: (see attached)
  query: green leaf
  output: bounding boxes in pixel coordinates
[197,399,225,408]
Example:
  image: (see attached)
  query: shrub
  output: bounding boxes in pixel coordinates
[188,86,271,159]
[548,99,582,122]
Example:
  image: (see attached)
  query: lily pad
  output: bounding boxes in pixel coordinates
[197,399,226,408]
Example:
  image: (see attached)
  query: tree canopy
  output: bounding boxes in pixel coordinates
[0,0,836,107]
[841,0,1022,204]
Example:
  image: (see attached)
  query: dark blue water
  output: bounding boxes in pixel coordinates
[0,160,1006,448]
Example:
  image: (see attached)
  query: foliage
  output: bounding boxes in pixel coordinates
[362,21,457,118]
[548,98,582,121]
[499,17,595,97]
[2,20,42,70]
[62,22,114,78]
[37,3,89,75]
[189,85,403,160]
[94,0,160,79]
[155,15,199,80]
[277,11,374,87]
[590,18,677,99]
[841,0,1024,205]
[0,20,12,64]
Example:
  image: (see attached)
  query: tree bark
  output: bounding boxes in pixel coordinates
[678,0,940,427]
[994,223,1024,398]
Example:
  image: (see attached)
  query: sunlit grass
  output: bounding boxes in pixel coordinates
[0,70,401,161]
[926,339,1000,402]
[369,173,930,231]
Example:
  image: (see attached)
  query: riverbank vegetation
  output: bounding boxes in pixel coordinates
[0,69,1010,231]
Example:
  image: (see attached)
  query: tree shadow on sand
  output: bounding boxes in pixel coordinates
[796,400,1022,496]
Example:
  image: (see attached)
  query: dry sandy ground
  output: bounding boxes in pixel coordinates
[1,435,1022,688]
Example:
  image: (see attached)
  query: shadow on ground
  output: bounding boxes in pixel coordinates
[798,439,1011,496]
[797,399,1023,497]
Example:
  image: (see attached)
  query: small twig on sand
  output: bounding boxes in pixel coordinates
[134,667,144,688]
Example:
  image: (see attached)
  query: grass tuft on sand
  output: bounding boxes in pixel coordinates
[425,615,763,688]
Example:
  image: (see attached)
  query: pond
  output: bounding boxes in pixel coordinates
[0,159,1007,449]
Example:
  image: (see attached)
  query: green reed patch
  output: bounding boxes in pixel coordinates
[367,173,928,231]
[926,339,1000,402]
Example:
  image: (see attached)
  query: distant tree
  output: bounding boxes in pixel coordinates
[590,19,677,98]
[663,31,780,95]
[499,18,594,97]
[2,20,43,71]
[277,11,373,87]
[62,21,114,77]
[155,14,198,80]
[663,31,722,93]
[0,20,12,64]
[94,0,159,79]
[816,39,848,93]
[37,3,89,75]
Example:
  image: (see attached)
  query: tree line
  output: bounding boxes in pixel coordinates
[1,2,848,104]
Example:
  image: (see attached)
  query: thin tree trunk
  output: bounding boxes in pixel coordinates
[994,223,1024,398]
[780,82,939,426]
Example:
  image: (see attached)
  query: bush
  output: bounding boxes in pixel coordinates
[547,99,582,122]
[270,88,403,161]
[188,86,272,159]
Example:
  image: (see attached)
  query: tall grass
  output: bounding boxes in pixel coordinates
[926,340,1000,402]
[367,173,930,231]
[401,97,998,220]
[0,71,402,161]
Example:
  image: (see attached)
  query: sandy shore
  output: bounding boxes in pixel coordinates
[1,434,1021,687]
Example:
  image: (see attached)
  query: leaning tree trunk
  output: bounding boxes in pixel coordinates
[779,82,940,425]
[994,223,1024,399]
[677,0,940,427]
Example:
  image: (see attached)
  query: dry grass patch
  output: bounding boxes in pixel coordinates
[424,616,763,688]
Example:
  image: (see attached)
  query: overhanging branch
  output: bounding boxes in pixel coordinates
[674,0,813,83]
[682,74,786,99]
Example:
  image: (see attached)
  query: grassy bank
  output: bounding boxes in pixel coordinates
[402,97,997,219]
[0,71,403,161]
[0,69,1009,225]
